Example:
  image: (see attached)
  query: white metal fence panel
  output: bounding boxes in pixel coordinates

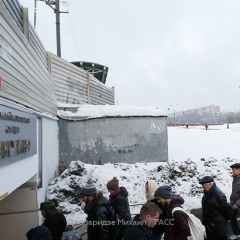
[49,53,115,105]
[0,0,56,115]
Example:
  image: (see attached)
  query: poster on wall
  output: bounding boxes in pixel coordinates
[0,104,37,166]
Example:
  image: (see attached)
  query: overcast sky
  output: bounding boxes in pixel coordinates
[19,0,240,112]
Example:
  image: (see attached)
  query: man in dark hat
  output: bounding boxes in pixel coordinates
[153,185,191,240]
[230,163,240,234]
[199,176,232,240]
[80,180,115,240]
[40,200,67,240]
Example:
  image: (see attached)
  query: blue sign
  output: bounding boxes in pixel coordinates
[0,104,37,165]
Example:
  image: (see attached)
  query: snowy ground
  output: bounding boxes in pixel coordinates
[48,123,240,225]
[169,123,240,161]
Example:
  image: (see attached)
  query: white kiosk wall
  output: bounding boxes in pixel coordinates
[37,117,59,205]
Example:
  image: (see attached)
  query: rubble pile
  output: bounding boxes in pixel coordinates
[48,157,235,225]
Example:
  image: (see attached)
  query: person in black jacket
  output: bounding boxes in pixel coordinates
[123,201,162,240]
[199,176,233,240]
[153,185,191,240]
[80,181,115,240]
[107,177,131,240]
[26,225,52,240]
[107,177,131,221]
[230,163,240,234]
[40,201,67,240]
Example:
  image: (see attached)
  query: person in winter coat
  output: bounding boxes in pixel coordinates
[230,163,240,235]
[40,201,67,240]
[123,201,162,240]
[153,185,191,240]
[107,177,131,240]
[80,181,115,240]
[26,225,52,240]
[230,163,240,207]
[199,176,233,240]
[107,177,131,221]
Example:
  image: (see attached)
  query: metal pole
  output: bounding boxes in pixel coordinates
[55,0,61,57]
[34,0,37,29]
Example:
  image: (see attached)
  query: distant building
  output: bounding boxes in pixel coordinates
[169,105,222,125]
[71,61,108,84]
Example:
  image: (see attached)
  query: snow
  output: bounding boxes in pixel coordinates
[169,123,240,161]
[48,123,240,225]
[57,104,166,120]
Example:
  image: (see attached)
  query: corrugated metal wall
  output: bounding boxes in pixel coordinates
[49,53,115,105]
[0,0,114,112]
[2,0,23,31]
[0,0,56,115]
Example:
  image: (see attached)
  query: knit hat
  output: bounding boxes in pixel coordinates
[40,201,56,211]
[154,185,172,199]
[81,180,97,197]
[230,163,240,169]
[199,176,214,185]
[107,177,119,191]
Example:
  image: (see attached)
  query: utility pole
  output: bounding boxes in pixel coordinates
[55,0,61,57]
[34,0,37,29]
[37,0,68,57]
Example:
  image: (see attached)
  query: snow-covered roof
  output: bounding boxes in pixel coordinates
[57,104,167,120]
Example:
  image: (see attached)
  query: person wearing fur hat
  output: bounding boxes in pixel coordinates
[107,177,131,240]
[80,180,115,240]
[199,176,233,240]
[153,185,191,240]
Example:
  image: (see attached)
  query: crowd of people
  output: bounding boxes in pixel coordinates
[26,163,240,240]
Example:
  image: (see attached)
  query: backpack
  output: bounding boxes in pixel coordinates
[172,207,206,240]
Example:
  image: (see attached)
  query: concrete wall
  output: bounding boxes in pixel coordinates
[37,117,59,205]
[0,184,38,240]
[59,116,168,168]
